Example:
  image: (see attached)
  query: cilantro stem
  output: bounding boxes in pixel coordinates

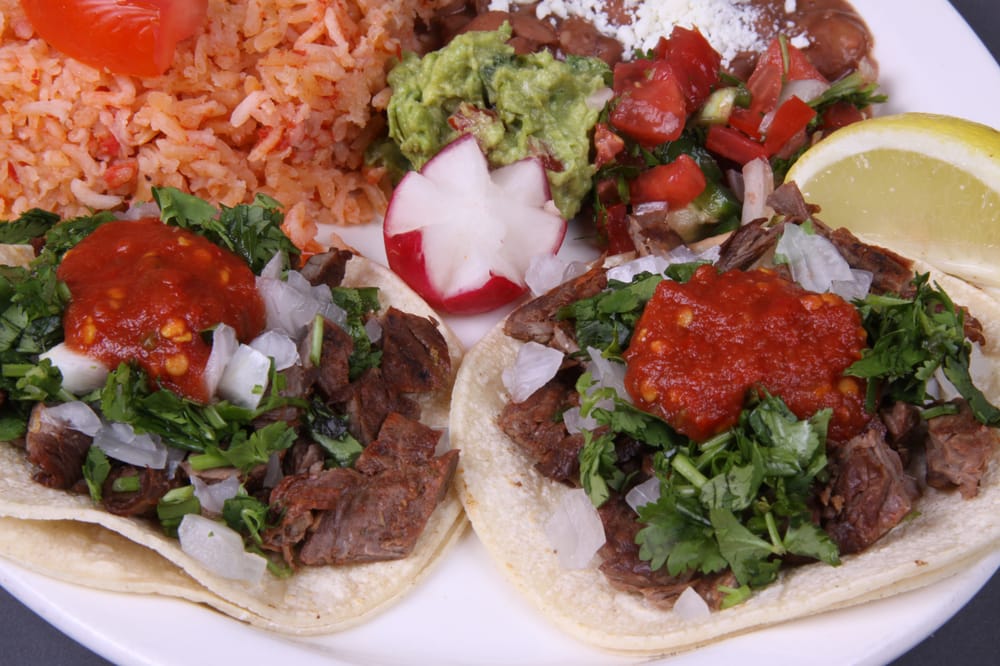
[671,453,709,489]
[763,512,786,556]
[1,363,33,378]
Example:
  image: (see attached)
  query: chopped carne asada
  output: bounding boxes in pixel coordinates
[497,203,999,609]
[0,191,459,579]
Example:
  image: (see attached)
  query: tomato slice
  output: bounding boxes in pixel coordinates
[746,37,826,118]
[629,154,706,208]
[654,26,721,113]
[705,125,769,165]
[598,203,635,255]
[19,0,208,77]
[763,95,817,155]
[610,74,686,146]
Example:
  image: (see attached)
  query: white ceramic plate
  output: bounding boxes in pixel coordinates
[2,1,1000,663]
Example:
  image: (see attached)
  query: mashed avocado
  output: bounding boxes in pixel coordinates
[386,25,611,219]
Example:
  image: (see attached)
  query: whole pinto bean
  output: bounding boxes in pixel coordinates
[799,8,873,80]
[557,16,624,66]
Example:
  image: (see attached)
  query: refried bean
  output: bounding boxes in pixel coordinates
[425,0,875,80]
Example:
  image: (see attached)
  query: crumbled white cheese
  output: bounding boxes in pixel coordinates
[492,0,795,67]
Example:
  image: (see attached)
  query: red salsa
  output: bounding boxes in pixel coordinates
[624,265,870,442]
[57,218,266,402]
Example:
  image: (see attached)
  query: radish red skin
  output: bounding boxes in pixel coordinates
[384,227,548,315]
[382,136,567,316]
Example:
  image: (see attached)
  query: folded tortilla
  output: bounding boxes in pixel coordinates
[449,259,1000,655]
[0,256,467,634]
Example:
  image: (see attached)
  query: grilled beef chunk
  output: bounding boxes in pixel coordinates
[262,470,353,564]
[316,319,355,403]
[263,414,458,566]
[597,494,734,611]
[355,411,442,474]
[283,440,327,477]
[498,374,584,484]
[812,223,916,296]
[504,263,607,347]
[339,368,420,445]
[880,401,927,467]
[102,466,174,518]
[627,208,685,257]
[714,218,783,272]
[926,399,998,499]
[24,403,92,490]
[379,308,451,394]
[298,454,457,565]
[766,182,820,222]
[253,364,317,429]
[823,420,919,554]
[299,249,354,289]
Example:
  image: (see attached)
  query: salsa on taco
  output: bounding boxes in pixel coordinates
[0,189,465,633]
[449,183,1000,654]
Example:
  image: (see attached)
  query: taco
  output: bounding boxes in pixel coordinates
[0,189,465,634]
[449,184,1000,655]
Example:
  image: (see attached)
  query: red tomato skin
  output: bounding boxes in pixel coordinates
[705,125,769,165]
[383,228,530,316]
[19,0,207,77]
[629,154,706,208]
[598,203,635,255]
[654,26,722,112]
[763,95,817,155]
[746,38,827,118]
[610,75,686,146]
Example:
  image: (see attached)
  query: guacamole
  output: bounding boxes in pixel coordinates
[386,25,611,219]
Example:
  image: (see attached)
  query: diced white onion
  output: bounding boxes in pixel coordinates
[776,224,868,298]
[364,317,383,344]
[191,474,241,515]
[204,324,239,398]
[502,342,564,403]
[249,330,299,371]
[625,476,662,513]
[178,514,267,583]
[260,252,285,280]
[526,254,588,296]
[93,422,168,469]
[586,86,614,110]
[740,158,774,225]
[544,488,606,570]
[39,342,109,394]
[217,344,271,409]
[586,346,629,403]
[777,79,830,107]
[562,405,598,435]
[606,254,671,284]
[40,401,102,436]
[830,269,873,302]
[256,268,347,338]
[929,368,961,402]
[673,586,712,621]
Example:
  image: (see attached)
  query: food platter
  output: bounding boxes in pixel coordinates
[1,0,999,663]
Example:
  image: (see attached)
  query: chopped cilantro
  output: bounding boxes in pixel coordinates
[156,485,201,537]
[305,399,363,468]
[153,187,299,274]
[188,421,297,473]
[330,286,383,379]
[82,446,111,503]
[846,273,1000,424]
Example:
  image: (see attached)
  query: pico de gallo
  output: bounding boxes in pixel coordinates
[593,26,885,254]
